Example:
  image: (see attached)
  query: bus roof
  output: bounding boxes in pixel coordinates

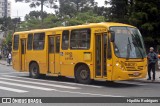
[14,22,135,35]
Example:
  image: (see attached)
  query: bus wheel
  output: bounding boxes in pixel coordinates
[75,65,91,84]
[29,63,40,79]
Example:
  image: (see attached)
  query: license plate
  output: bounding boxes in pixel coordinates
[133,72,140,76]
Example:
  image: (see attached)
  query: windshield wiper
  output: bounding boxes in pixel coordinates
[126,37,132,59]
[126,27,144,59]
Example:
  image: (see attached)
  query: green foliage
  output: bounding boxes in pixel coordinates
[6,32,12,45]
[71,10,105,24]
[106,0,129,23]
[25,11,48,20]
[58,0,97,18]
[0,17,14,31]
[43,14,62,28]
[15,0,58,8]
[14,0,160,43]
[102,0,160,44]
[0,32,12,49]
[129,0,160,39]
[15,0,58,23]
[18,10,106,31]
[144,37,154,43]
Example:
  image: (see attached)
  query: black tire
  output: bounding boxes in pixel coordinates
[40,74,46,79]
[29,62,40,79]
[58,76,66,79]
[75,65,91,84]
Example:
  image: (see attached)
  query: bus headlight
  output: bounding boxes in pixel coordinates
[116,62,126,71]
[116,63,119,66]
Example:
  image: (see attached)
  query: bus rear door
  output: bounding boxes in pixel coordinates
[48,35,60,74]
[21,39,26,71]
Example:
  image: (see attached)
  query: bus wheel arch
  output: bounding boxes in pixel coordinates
[74,63,92,84]
[29,61,40,79]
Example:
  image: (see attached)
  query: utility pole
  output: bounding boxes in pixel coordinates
[4,0,8,56]
[4,0,8,37]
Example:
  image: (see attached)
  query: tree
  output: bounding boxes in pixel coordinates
[129,0,160,38]
[69,0,97,12]
[58,0,97,18]
[93,6,109,20]
[0,17,14,31]
[65,11,106,26]
[18,11,62,30]
[18,10,106,31]
[15,0,58,23]
[105,0,129,23]
[43,14,62,27]
[58,0,77,18]
[25,11,48,20]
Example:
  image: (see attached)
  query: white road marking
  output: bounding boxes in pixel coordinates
[0,86,28,93]
[3,75,102,88]
[53,89,124,97]
[0,81,55,91]
[0,77,80,90]
[0,72,28,74]
[0,77,124,97]
[117,81,147,86]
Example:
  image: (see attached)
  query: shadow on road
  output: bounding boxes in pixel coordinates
[20,75,142,88]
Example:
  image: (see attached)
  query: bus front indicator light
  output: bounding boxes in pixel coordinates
[116,62,126,71]
[116,63,119,66]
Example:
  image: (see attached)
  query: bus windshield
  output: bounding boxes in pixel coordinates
[110,26,146,59]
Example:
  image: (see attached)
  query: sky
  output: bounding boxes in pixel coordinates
[10,0,105,20]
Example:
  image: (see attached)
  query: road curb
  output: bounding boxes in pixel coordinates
[131,79,160,83]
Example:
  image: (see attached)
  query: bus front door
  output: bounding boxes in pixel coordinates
[48,36,61,74]
[95,34,107,78]
[54,36,60,74]
[21,39,26,71]
[48,36,55,74]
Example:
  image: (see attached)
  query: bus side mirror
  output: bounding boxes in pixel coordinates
[110,31,115,42]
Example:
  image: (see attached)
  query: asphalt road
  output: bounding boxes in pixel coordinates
[0,64,160,106]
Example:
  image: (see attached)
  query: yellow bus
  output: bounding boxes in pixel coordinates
[12,22,147,84]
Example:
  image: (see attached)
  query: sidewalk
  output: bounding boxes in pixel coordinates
[0,59,12,66]
[133,71,160,83]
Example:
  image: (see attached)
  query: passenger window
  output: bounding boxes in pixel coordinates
[49,37,54,53]
[62,30,69,50]
[27,34,33,50]
[56,36,60,53]
[70,29,91,50]
[108,34,112,59]
[33,33,45,50]
[13,35,19,50]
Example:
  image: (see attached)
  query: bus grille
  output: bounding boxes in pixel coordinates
[120,61,144,71]
[128,73,141,77]
[126,66,143,71]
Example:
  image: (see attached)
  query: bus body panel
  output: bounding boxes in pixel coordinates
[12,22,147,81]
[12,51,21,71]
[27,51,48,74]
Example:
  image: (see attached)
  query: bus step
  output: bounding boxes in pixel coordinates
[46,73,59,77]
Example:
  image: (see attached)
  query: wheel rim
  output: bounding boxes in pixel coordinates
[32,67,37,75]
[80,69,88,80]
